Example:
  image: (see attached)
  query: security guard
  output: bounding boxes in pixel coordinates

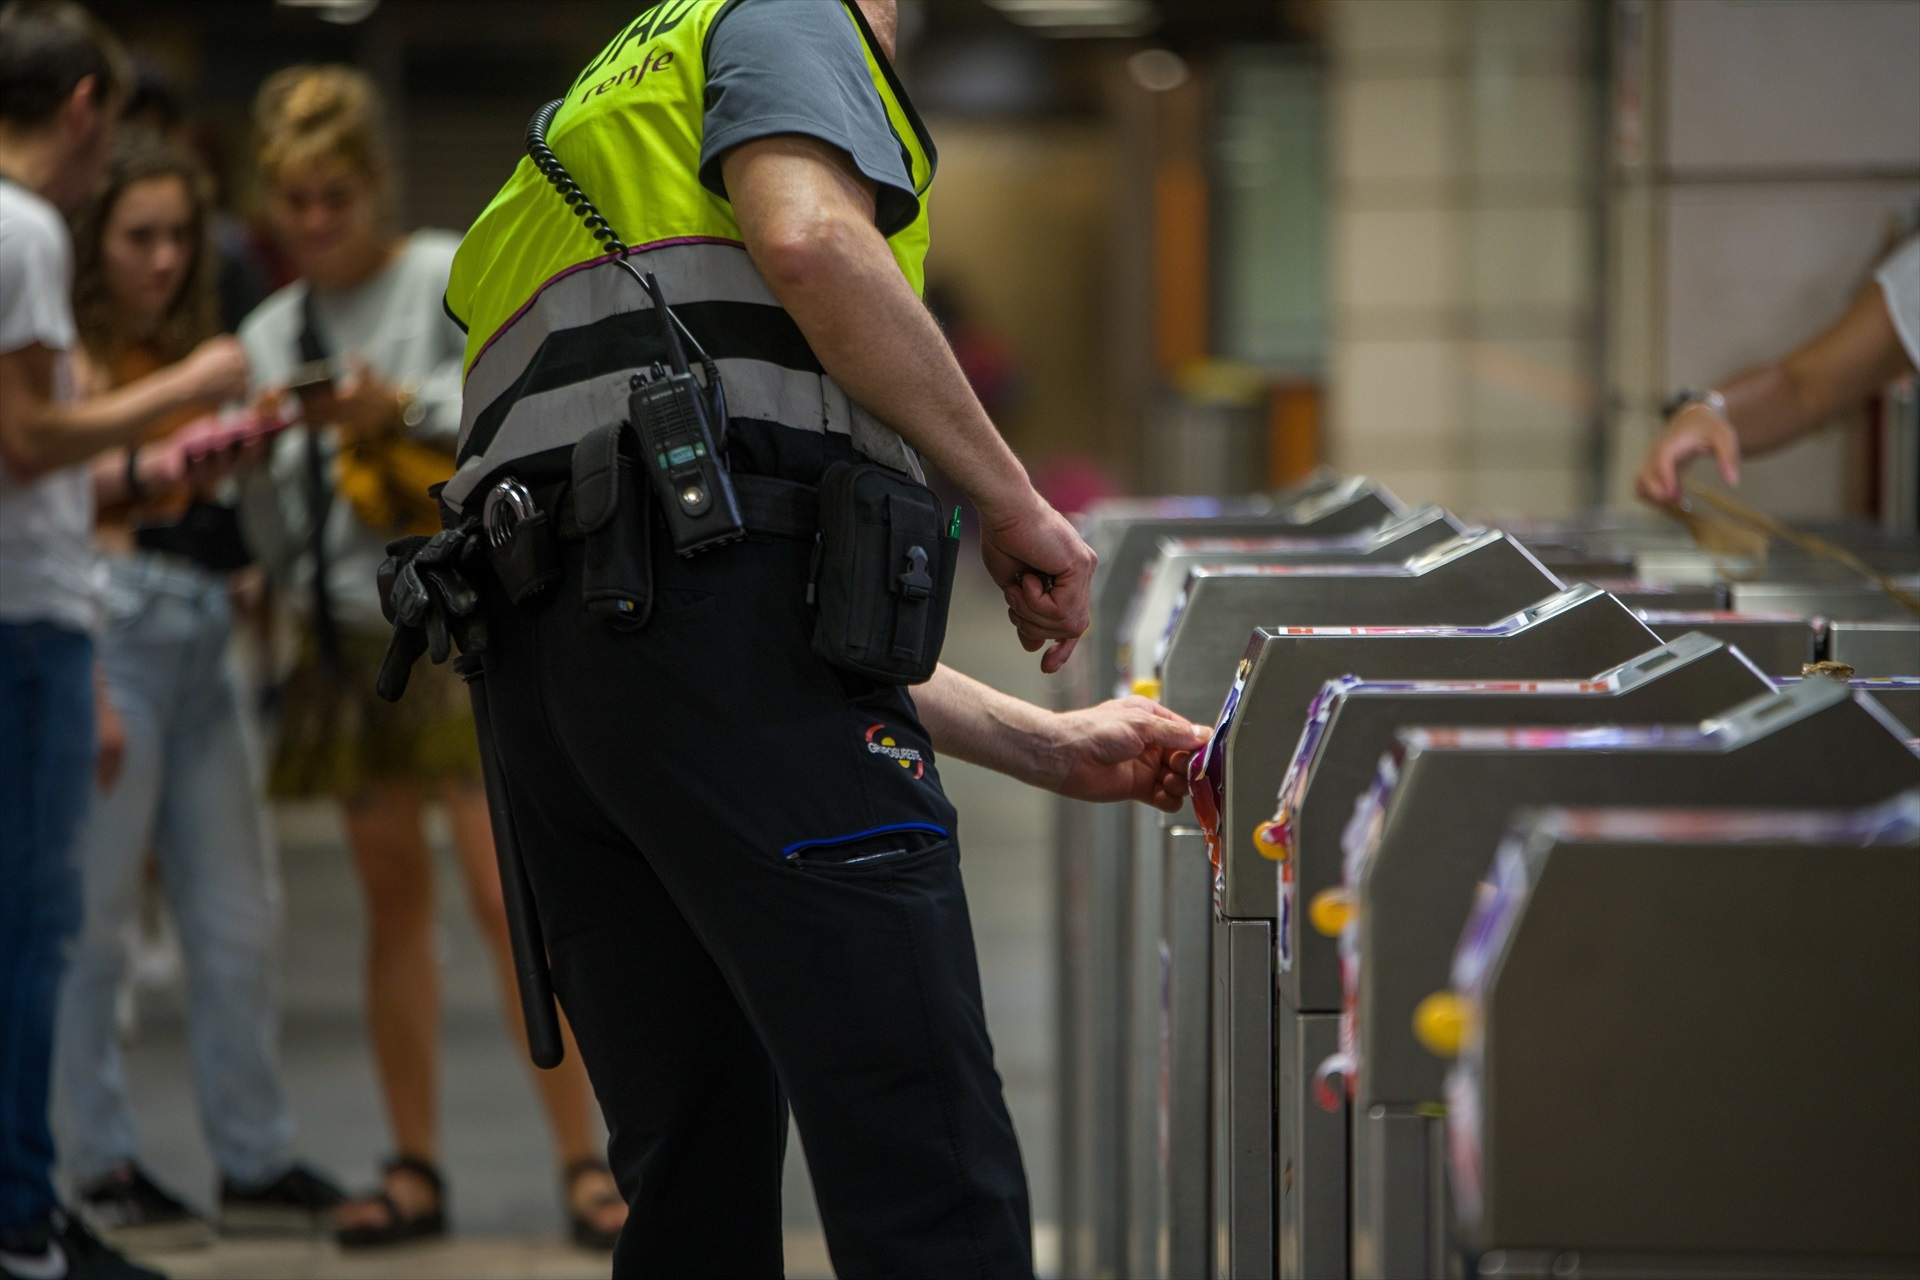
[384,1,1208,1276]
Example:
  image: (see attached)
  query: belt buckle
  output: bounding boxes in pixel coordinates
[483,477,538,550]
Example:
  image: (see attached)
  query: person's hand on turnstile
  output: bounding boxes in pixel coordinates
[1636,400,1741,505]
[1043,694,1209,811]
[979,488,1097,674]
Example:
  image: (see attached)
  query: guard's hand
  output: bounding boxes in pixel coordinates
[1043,695,1210,811]
[979,489,1096,674]
[1636,403,1740,505]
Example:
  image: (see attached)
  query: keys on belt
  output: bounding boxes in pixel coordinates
[483,476,562,606]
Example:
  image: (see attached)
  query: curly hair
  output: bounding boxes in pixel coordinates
[253,63,390,189]
[70,128,217,369]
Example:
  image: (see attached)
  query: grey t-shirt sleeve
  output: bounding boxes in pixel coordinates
[698,0,918,235]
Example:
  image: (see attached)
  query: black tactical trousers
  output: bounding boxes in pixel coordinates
[478,512,1034,1280]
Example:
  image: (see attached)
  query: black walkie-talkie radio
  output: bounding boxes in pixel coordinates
[524,99,744,555]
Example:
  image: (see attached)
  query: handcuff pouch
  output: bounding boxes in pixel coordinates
[571,420,653,630]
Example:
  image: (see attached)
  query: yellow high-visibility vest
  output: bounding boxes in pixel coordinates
[442,0,935,514]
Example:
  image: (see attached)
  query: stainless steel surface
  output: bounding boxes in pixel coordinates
[1778,676,1920,736]
[1276,1012,1345,1280]
[1729,577,1920,622]
[1158,531,1563,726]
[1349,1107,1443,1280]
[1349,682,1920,1279]
[1638,610,1820,676]
[1121,506,1463,697]
[1589,579,1728,612]
[1257,633,1768,1279]
[1128,530,1555,1277]
[1062,479,1399,1279]
[1224,587,1661,934]
[1160,827,1212,1280]
[1209,919,1275,1280]
[1451,796,1920,1271]
[1825,620,1920,674]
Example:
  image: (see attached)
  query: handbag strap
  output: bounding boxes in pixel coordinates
[297,286,343,667]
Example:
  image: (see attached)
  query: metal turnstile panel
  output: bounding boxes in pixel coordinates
[1277,1011,1346,1280]
[1449,798,1920,1268]
[1218,586,1661,933]
[1350,1107,1445,1280]
[1063,480,1398,1279]
[1779,676,1920,737]
[1826,620,1920,675]
[1344,683,1920,1280]
[1121,507,1461,699]
[1730,577,1920,624]
[1160,827,1212,1280]
[1639,609,1821,676]
[1589,579,1728,612]
[1354,678,1920,1112]
[1157,532,1561,728]
[1267,632,1769,1011]
[1209,919,1274,1280]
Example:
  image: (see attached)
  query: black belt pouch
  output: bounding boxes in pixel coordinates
[810,460,958,685]
[571,421,653,629]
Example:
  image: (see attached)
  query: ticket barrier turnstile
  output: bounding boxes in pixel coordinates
[1441,795,1920,1279]
[1730,576,1920,622]
[1639,609,1821,676]
[1779,676,1920,736]
[1243,630,1774,1279]
[1587,579,1728,613]
[1117,507,1463,698]
[1120,532,1563,1280]
[1826,619,1920,675]
[1337,680,1920,1279]
[1061,479,1403,1278]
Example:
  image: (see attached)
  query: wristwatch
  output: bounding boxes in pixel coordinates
[1661,387,1729,421]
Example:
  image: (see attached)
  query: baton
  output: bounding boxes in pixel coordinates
[460,654,565,1069]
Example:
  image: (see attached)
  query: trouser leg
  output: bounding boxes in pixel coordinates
[481,589,787,1279]
[158,624,292,1186]
[489,532,1034,1279]
[0,624,95,1230]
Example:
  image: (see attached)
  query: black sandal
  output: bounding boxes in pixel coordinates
[335,1155,448,1249]
[563,1157,625,1252]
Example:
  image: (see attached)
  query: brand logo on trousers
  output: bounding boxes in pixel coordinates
[864,723,925,779]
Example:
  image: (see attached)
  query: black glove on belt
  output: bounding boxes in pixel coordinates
[376,525,487,702]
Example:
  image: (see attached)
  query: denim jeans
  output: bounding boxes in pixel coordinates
[53,555,293,1186]
[0,620,94,1231]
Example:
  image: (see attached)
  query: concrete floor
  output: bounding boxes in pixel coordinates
[82,566,1063,1279]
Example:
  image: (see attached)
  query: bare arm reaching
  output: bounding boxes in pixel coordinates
[721,134,1097,673]
[1636,278,1916,504]
[0,335,248,480]
[913,664,1209,812]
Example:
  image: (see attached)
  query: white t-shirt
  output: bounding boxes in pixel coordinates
[1875,234,1920,371]
[0,179,100,633]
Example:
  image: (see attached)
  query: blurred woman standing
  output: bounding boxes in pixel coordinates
[236,66,624,1250]
[56,129,344,1252]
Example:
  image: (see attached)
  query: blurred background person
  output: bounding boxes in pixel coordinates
[234,65,624,1251]
[53,128,344,1254]
[1,3,246,1278]
[1637,233,1920,505]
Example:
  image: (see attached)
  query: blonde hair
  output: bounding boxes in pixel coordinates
[253,64,390,189]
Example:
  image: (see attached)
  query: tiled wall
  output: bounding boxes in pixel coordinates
[1606,0,1920,517]
[1324,0,1603,518]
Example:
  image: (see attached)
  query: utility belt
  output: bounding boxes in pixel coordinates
[482,418,959,684]
[373,420,959,704]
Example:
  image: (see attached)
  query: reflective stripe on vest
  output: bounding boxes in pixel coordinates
[442,0,935,514]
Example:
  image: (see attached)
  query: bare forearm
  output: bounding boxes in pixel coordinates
[723,139,1033,515]
[914,663,1062,789]
[1717,282,1915,460]
[1,368,192,476]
